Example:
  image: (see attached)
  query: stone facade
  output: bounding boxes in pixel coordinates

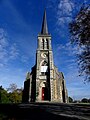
[22,10,68,103]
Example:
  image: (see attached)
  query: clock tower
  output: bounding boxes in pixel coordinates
[22,10,68,103]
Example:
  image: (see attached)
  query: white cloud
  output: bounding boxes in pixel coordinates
[0,28,19,68]
[64,67,90,100]
[56,42,77,57]
[9,43,19,59]
[58,0,74,14]
[53,42,77,72]
[0,29,8,47]
[0,28,33,69]
[53,42,90,100]
[0,68,26,89]
[57,0,74,26]
[57,0,90,26]
[0,29,8,66]
[48,0,90,100]
[48,0,90,36]
[21,55,29,63]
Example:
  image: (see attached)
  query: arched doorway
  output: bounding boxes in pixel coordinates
[40,81,48,101]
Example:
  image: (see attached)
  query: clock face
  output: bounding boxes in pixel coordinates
[41,53,47,58]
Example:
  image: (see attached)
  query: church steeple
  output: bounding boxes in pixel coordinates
[22,9,68,103]
[41,10,48,35]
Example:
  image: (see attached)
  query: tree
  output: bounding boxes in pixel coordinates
[88,99,90,103]
[7,83,17,92]
[69,4,90,82]
[7,84,23,103]
[0,84,23,103]
[81,98,88,103]
[8,89,22,103]
[0,86,10,103]
[68,97,73,103]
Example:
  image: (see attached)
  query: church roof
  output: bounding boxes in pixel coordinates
[41,10,48,35]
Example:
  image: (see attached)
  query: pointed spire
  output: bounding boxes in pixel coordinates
[41,9,48,35]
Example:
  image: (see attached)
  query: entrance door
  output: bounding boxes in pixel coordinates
[42,87,45,100]
[42,87,48,100]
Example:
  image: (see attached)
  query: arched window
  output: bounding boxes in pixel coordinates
[42,61,48,66]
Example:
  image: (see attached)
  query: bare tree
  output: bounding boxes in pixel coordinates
[69,4,90,82]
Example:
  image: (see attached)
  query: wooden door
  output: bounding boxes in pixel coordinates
[42,87,45,100]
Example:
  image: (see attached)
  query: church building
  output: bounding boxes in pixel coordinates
[22,10,68,103]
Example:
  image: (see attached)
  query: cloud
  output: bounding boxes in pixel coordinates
[56,0,90,26]
[0,28,8,46]
[0,28,8,66]
[47,0,90,100]
[53,41,90,99]
[64,67,90,100]
[0,28,19,67]
[56,42,77,57]
[0,27,33,68]
[48,0,90,37]
[9,43,19,59]
[53,42,76,69]
[58,0,74,15]
[21,55,29,63]
[57,0,74,26]
[0,68,26,89]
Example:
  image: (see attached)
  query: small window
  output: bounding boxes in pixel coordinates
[41,72,48,76]
[41,72,45,75]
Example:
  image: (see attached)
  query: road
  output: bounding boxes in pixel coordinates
[0,103,90,120]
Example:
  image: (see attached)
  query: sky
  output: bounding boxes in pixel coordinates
[0,0,90,100]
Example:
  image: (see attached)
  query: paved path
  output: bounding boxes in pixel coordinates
[19,103,90,120]
[0,103,90,120]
